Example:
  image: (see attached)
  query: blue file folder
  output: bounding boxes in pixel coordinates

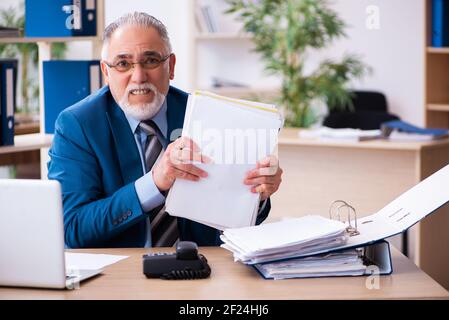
[25,0,97,37]
[43,60,102,134]
[432,0,449,47]
[0,60,17,146]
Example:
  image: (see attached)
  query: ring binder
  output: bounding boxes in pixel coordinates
[329,200,360,237]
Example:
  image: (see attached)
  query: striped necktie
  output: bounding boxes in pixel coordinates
[139,120,179,247]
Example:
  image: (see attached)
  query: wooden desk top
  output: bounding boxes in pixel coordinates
[0,247,447,300]
[279,128,449,151]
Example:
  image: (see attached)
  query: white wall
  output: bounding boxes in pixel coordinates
[311,0,426,126]
[71,0,425,125]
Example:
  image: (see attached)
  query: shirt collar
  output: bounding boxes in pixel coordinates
[124,98,168,139]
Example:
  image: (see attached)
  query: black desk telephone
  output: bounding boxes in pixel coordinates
[142,241,211,280]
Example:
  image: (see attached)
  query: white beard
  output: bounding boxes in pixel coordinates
[118,83,166,121]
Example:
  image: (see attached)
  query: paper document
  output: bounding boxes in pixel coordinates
[166,91,283,230]
[298,127,382,142]
[221,215,348,264]
[65,253,128,270]
[255,249,367,279]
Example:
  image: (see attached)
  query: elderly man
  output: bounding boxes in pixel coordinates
[48,12,283,248]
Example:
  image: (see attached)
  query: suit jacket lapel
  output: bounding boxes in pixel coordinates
[106,97,143,185]
[166,86,188,143]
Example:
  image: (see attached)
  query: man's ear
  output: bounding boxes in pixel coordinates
[100,61,110,84]
[169,54,176,80]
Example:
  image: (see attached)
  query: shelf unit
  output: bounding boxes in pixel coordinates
[0,0,105,179]
[191,0,280,99]
[425,0,449,128]
[0,134,52,155]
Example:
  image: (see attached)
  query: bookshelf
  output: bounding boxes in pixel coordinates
[0,36,99,44]
[0,0,105,179]
[0,134,52,155]
[191,0,280,99]
[425,0,449,128]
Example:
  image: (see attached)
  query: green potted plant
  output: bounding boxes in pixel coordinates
[225,0,370,128]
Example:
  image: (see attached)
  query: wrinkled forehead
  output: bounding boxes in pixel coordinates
[107,25,168,60]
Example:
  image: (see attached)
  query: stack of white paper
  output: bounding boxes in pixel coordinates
[298,127,382,142]
[220,215,348,264]
[166,91,283,230]
[255,249,367,279]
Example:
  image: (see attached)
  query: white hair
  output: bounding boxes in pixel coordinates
[101,12,172,60]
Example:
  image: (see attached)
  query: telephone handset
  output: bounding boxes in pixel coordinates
[143,241,211,280]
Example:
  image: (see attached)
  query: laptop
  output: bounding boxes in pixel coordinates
[0,179,102,289]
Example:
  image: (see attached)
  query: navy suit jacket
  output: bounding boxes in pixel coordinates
[47,86,271,248]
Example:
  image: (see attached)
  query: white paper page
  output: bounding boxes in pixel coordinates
[192,198,259,230]
[166,92,281,230]
[167,163,258,229]
[195,91,278,112]
[65,253,128,270]
[222,215,347,253]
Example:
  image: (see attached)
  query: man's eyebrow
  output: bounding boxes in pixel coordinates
[142,50,162,56]
[113,53,133,60]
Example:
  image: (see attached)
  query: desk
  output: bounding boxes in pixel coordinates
[272,128,449,289]
[0,247,447,300]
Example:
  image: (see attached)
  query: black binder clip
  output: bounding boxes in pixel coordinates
[329,200,360,237]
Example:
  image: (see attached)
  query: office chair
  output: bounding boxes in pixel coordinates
[323,91,400,130]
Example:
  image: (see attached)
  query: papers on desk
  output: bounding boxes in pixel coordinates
[222,164,449,279]
[166,91,283,230]
[65,253,128,270]
[221,215,348,264]
[298,127,382,142]
[255,249,367,279]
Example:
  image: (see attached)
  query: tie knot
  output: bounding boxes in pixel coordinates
[139,120,158,136]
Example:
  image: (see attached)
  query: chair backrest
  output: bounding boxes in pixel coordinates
[327,90,388,112]
[323,90,400,130]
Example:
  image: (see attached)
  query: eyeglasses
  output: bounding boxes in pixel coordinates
[104,53,172,72]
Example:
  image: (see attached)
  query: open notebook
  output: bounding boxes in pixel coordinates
[166,91,283,230]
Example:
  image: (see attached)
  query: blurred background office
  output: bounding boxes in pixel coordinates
[0,0,448,289]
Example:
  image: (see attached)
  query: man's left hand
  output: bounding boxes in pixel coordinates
[243,155,283,201]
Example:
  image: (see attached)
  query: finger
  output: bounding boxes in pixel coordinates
[244,176,277,186]
[174,162,208,178]
[250,184,273,200]
[172,166,201,182]
[178,149,202,163]
[251,184,276,200]
[177,136,201,152]
[245,166,279,179]
[178,149,213,164]
[257,155,279,169]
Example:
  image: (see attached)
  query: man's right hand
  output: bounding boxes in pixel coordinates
[152,137,211,192]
